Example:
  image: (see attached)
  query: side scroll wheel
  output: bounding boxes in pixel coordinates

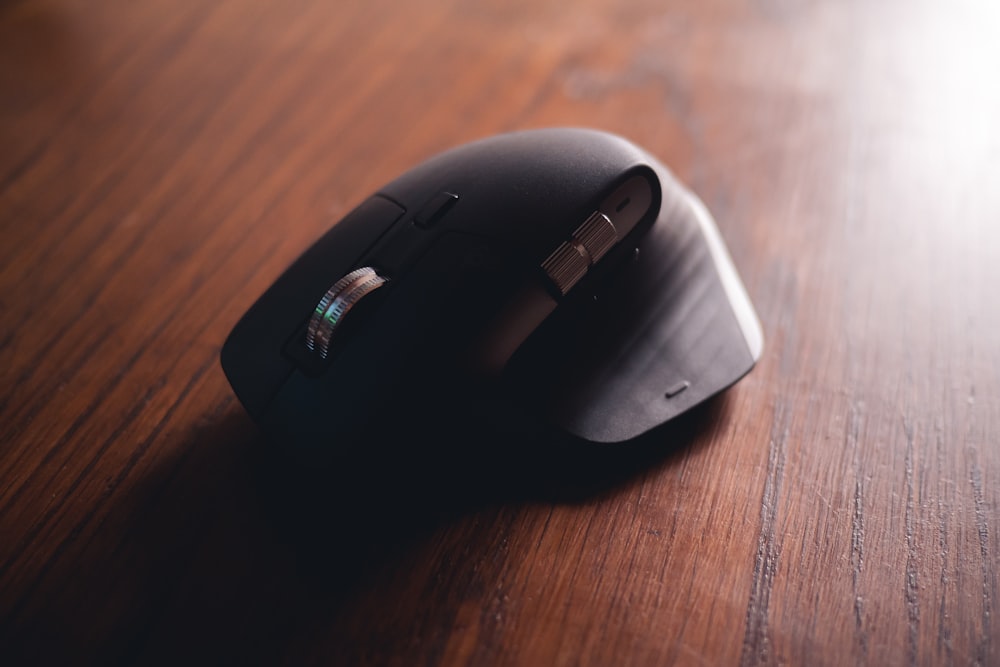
[541,211,618,295]
[305,266,388,359]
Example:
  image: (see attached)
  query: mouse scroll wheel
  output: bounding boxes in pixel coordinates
[541,211,618,295]
[305,266,387,359]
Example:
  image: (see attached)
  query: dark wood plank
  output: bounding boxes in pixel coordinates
[2,0,998,664]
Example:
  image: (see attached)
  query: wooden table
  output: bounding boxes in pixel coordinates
[2,0,998,664]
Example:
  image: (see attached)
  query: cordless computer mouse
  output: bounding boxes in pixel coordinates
[221,128,762,451]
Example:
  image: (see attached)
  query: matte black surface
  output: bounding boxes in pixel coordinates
[220,128,762,448]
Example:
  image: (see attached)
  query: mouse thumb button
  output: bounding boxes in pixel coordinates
[541,211,618,295]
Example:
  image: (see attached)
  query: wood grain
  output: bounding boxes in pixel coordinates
[2,0,999,664]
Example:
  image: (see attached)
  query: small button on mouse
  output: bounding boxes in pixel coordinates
[414,191,459,229]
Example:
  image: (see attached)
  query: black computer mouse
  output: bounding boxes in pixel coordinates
[221,128,762,452]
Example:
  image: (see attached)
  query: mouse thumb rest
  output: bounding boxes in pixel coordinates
[504,181,763,443]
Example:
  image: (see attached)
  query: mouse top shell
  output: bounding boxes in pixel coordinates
[375,128,659,258]
[221,128,762,449]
